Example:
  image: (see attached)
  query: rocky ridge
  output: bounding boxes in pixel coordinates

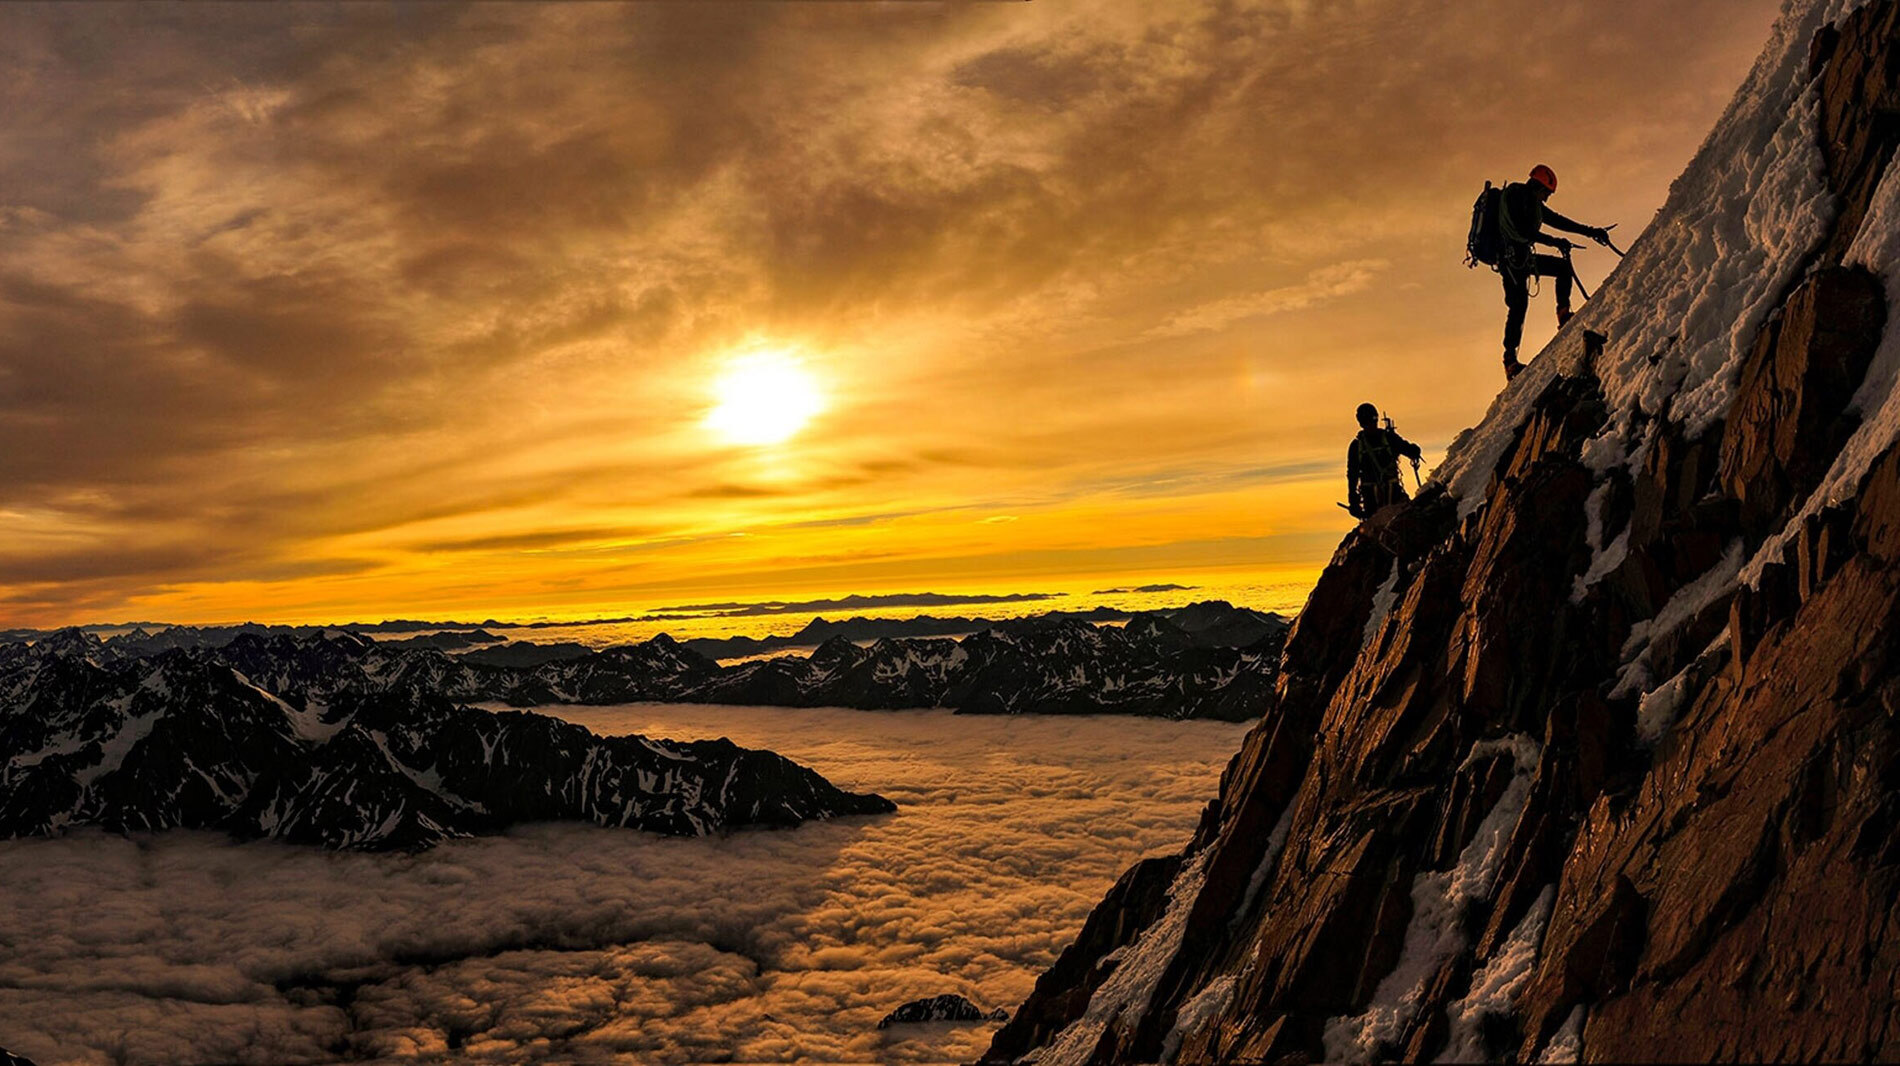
[5,602,1286,721]
[0,649,893,850]
[987,2,1900,1062]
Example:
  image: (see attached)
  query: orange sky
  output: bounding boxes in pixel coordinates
[0,0,1782,628]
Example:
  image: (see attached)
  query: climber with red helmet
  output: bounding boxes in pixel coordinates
[1497,164,1614,380]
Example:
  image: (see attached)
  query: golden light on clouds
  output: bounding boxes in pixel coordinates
[0,1,1784,628]
[705,349,825,447]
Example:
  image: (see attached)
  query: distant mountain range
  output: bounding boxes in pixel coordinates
[677,601,1285,660]
[2,600,1284,661]
[0,602,1283,853]
[0,649,892,851]
[4,601,1288,721]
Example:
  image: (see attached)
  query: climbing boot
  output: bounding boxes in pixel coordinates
[1557,305,1574,327]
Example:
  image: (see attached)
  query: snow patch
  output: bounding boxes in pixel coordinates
[1635,669,1693,745]
[1362,559,1399,652]
[1570,477,1633,602]
[1161,974,1237,1063]
[73,707,166,788]
[1535,1004,1589,1064]
[1436,886,1556,1063]
[1321,735,1541,1062]
[1609,540,1742,700]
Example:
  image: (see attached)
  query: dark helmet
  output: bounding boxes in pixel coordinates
[1529,164,1558,193]
[1355,402,1378,427]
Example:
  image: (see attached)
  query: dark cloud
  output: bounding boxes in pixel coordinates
[650,590,1062,617]
[410,526,662,555]
[0,705,1247,1064]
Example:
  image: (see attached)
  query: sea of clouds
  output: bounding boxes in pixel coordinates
[0,704,1247,1064]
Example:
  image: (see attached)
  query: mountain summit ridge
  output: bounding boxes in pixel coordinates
[987,1,1900,1061]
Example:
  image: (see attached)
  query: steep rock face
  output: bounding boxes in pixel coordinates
[989,2,1900,1062]
[0,652,893,850]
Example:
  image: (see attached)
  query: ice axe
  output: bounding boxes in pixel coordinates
[1597,223,1626,258]
[1561,242,1593,302]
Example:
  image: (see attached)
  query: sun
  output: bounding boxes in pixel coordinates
[704,350,825,446]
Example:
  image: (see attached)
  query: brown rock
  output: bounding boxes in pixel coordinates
[1817,1,1900,262]
[1719,267,1886,542]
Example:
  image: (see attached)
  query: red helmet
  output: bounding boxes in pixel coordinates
[1529,164,1558,193]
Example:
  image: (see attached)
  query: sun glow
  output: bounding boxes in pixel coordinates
[704,350,825,446]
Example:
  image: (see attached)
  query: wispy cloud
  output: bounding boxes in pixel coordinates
[1142,260,1388,340]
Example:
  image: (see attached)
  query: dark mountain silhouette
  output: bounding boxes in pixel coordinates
[877,994,1009,1028]
[2,602,1287,722]
[0,648,891,851]
[380,628,507,650]
[985,4,1900,1062]
[459,640,596,667]
[681,601,1282,659]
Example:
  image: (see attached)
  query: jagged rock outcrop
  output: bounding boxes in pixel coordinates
[877,994,1010,1028]
[987,3,1900,1062]
[0,650,893,850]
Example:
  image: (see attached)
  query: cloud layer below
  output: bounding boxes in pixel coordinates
[0,704,1247,1063]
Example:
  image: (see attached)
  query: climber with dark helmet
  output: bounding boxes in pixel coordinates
[1497,164,1615,381]
[1346,403,1422,520]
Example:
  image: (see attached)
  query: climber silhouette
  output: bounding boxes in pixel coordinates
[1346,403,1421,520]
[1488,165,1616,381]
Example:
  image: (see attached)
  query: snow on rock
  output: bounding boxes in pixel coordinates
[1322,736,1541,1062]
[1745,124,1900,585]
[1436,886,1557,1064]
[0,656,893,850]
[1160,974,1238,1063]
[1635,668,1695,745]
[1361,558,1399,652]
[1034,850,1211,1066]
[1609,540,1743,700]
[1535,1004,1589,1065]
[1434,0,1853,519]
[1229,799,1296,936]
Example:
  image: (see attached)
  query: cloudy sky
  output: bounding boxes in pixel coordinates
[0,0,1781,627]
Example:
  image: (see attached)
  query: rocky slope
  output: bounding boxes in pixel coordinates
[3,603,1286,721]
[0,649,893,850]
[986,2,1900,1061]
